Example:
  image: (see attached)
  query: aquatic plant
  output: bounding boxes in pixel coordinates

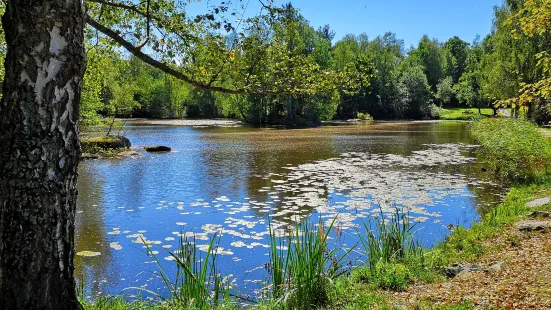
[354,206,428,290]
[137,234,233,309]
[359,207,422,269]
[266,218,354,309]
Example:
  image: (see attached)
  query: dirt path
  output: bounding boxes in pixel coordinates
[392,223,551,309]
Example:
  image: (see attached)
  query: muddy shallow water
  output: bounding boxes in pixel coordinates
[75,121,505,298]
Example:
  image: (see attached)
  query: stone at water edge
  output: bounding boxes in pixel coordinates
[526,197,551,208]
[517,221,551,232]
[144,146,172,152]
[528,211,551,219]
[118,150,141,157]
[81,153,100,160]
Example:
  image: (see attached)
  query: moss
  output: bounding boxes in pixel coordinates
[81,136,131,155]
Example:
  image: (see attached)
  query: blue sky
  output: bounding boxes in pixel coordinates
[213,0,504,47]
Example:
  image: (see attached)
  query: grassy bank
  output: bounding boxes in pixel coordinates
[81,118,551,309]
[471,118,551,183]
[439,108,493,121]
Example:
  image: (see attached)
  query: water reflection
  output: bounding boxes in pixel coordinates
[75,121,505,297]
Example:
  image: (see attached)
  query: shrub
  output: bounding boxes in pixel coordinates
[356,112,373,121]
[470,118,551,183]
[428,104,444,119]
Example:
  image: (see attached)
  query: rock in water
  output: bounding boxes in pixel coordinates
[144,146,172,152]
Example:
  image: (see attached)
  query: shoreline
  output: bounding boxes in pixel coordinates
[120,118,244,127]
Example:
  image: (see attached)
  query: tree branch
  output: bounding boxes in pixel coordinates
[88,0,143,15]
[87,0,202,44]
[86,15,274,95]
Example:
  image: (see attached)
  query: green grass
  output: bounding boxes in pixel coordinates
[439,108,493,120]
[430,182,551,265]
[353,207,437,291]
[471,118,551,183]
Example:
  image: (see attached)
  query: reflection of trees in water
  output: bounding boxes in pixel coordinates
[197,126,339,221]
[75,163,119,294]
[195,122,499,224]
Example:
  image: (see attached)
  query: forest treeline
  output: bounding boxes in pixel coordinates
[0,0,550,125]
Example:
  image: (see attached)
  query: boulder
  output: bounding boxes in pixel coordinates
[485,262,503,273]
[144,146,172,153]
[517,221,551,232]
[528,211,551,219]
[444,261,503,278]
[526,197,551,208]
[443,263,481,278]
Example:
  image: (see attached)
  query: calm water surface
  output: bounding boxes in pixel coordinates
[75,121,504,298]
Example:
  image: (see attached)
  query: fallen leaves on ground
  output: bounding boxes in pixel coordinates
[392,227,551,309]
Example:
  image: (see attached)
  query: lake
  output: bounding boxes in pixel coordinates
[75,121,505,299]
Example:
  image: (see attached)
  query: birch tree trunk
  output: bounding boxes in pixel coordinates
[0,0,85,308]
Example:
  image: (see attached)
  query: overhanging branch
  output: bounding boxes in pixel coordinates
[86,15,275,95]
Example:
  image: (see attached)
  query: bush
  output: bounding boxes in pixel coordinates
[470,118,551,183]
[428,104,444,119]
[356,112,373,121]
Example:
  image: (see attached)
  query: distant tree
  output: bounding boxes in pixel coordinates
[509,0,551,122]
[443,36,469,83]
[436,76,456,105]
[317,24,336,46]
[397,60,432,118]
[409,35,444,91]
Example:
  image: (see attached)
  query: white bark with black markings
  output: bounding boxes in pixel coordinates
[0,0,85,308]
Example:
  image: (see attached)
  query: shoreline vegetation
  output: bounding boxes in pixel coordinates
[79,107,500,159]
[81,118,551,309]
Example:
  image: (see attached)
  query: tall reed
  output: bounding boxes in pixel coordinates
[267,217,354,309]
[359,207,423,270]
[137,233,231,309]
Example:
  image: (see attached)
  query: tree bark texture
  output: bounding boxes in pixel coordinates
[0,0,85,308]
